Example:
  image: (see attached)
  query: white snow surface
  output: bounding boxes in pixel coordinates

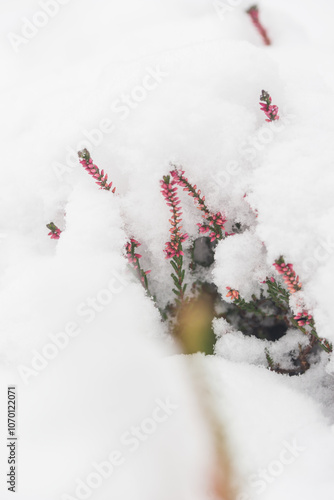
[1,0,334,498]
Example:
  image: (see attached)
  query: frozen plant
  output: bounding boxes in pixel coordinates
[259,90,279,122]
[44,88,331,372]
[46,222,61,240]
[246,5,271,46]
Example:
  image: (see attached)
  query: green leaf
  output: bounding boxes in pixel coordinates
[170,260,178,273]
[171,273,179,285]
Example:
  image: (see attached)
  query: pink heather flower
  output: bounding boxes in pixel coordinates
[294,311,313,327]
[226,287,240,300]
[125,239,150,290]
[78,149,116,192]
[247,5,271,46]
[46,222,61,240]
[259,90,279,122]
[272,259,332,353]
[170,167,227,241]
[292,311,331,352]
[273,258,301,294]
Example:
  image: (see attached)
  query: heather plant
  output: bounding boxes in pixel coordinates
[46,91,332,373]
[161,167,332,369]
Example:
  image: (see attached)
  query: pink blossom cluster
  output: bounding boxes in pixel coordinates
[197,212,226,242]
[170,168,226,242]
[293,311,331,352]
[273,259,302,294]
[46,222,61,240]
[125,238,151,288]
[294,311,313,327]
[259,90,279,122]
[125,238,142,266]
[226,287,239,300]
[161,175,188,259]
[247,5,271,46]
[78,149,116,192]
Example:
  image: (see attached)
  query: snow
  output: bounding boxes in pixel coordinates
[1,0,334,498]
[213,230,268,301]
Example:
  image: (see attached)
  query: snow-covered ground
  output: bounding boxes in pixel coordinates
[1,0,334,498]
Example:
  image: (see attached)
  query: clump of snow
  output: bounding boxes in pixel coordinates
[213,230,268,301]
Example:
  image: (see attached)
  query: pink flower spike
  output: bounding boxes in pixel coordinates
[78,148,116,193]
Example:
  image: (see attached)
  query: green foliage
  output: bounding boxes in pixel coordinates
[266,278,289,312]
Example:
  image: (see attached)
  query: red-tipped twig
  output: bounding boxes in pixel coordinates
[78,149,116,192]
[125,238,151,291]
[171,167,226,243]
[225,287,264,315]
[247,5,271,46]
[161,174,188,303]
[292,312,332,353]
[259,90,279,122]
[47,222,61,240]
